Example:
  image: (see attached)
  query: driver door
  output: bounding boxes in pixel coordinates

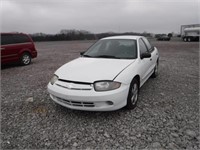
[138,38,152,85]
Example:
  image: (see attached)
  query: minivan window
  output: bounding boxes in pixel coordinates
[1,34,30,45]
[1,34,15,45]
[13,34,30,43]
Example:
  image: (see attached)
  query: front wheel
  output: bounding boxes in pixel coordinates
[151,61,159,78]
[20,52,31,65]
[126,79,139,109]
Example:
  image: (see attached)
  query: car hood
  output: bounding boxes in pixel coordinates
[55,57,135,83]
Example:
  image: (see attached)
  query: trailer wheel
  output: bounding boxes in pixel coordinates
[187,37,191,42]
[183,37,187,42]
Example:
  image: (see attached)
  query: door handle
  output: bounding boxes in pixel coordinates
[150,58,152,61]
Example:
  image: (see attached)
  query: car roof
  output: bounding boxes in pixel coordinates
[101,35,143,40]
[1,32,27,35]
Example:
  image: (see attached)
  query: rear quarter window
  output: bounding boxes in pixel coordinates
[13,34,31,43]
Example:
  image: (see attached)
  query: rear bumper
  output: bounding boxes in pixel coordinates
[47,83,129,111]
[31,50,37,58]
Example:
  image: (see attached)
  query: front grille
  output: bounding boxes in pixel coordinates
[55,96,95,107]
[56,80,93,90]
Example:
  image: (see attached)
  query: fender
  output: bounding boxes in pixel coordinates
[114,59,142,85]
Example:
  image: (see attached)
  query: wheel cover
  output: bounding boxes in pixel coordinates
[22,55,30,64]
[131,83,138,105]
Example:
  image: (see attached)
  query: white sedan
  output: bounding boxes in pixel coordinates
[47,36,159,111]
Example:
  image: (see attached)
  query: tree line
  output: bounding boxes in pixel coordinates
[30,29,154,42]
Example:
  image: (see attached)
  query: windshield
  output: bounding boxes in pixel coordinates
[83,39,137,59]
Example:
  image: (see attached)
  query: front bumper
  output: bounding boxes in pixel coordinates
[47,82,129,111]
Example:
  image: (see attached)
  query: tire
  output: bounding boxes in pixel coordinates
[126,78,139,109]
[183,37,187,42]
[151,61,159,78]
[20,52,31,65]
[187,37,191,42]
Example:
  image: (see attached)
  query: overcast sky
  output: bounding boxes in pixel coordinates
[1,0,199,34]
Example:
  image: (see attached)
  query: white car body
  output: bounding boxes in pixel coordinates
[48,36,159,111]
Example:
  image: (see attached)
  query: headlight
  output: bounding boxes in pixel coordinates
[94,81,121,91]
[50,75,59,85]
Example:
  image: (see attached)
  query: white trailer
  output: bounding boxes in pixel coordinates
[181,24,200,42]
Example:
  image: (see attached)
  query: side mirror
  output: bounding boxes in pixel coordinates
[141,52,151,59]
[80,51,85,55]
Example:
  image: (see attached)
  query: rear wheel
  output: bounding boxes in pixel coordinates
[20,52,31,65]
[126,78,139,109]
[183,37,187,42]
[187,37,191,42]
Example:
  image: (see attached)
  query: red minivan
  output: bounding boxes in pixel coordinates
[1,33,37,65]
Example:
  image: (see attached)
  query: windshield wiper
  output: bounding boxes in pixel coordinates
[82,54,92,57]
[94,55,121,59]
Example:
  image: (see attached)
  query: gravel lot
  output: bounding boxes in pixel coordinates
[1,39,199,149]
